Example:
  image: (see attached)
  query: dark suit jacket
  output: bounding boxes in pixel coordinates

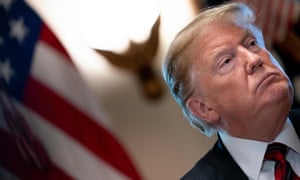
[181,109,300,180]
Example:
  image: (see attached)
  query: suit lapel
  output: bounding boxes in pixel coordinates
[212,137,249,179]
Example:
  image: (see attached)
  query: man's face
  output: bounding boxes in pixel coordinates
[189,23,294,139]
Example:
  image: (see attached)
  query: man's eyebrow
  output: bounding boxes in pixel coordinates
[240,30,253,43]
[209,45,232,63]
[208,29,251,63]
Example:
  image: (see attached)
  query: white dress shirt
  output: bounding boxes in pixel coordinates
[219,118,300,180]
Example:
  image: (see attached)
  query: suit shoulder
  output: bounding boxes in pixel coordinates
[290,109,300,118]
[181,140,230,180]
[181,139,248,180]
[181,150,220,180]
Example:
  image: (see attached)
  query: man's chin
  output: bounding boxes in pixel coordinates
[260,83,293,107]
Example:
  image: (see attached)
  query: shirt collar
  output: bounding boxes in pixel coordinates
[219,118,300,180]
[274,118,300,154]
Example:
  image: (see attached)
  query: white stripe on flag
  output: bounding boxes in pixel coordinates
[31,41,112,130]
[13,99,129,180]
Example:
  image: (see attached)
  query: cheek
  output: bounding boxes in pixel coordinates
[204,75,246,104]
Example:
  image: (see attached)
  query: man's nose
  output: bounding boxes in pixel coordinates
[239,46,263,74]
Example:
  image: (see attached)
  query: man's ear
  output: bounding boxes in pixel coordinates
[186,97,219,124]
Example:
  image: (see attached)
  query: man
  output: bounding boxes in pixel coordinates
[162,2,300,180]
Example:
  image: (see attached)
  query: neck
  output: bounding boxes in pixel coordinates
[226,112,289,142]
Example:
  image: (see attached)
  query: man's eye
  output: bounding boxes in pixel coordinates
[247,39,261,52]
[250,40,257,46]
[221,58,232,67]
[224,59,231,64]
[218,56,235,74]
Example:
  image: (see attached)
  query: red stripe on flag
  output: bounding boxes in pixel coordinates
[23,77,141,180]
[0,129,72,180]
[39,25,72,63]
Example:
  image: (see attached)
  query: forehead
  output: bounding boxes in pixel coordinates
[201,23,245,45]
[191,23,246,65]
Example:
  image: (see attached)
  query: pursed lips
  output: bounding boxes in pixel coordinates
[255,72,279,93]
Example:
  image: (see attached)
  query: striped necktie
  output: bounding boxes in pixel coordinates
[264,142,300,180]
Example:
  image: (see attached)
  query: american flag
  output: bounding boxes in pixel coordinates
[0,0,141,179]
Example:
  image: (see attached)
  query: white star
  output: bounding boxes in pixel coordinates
[0,0,14,11]
[0,59,15,84]
[9,17,29,44]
